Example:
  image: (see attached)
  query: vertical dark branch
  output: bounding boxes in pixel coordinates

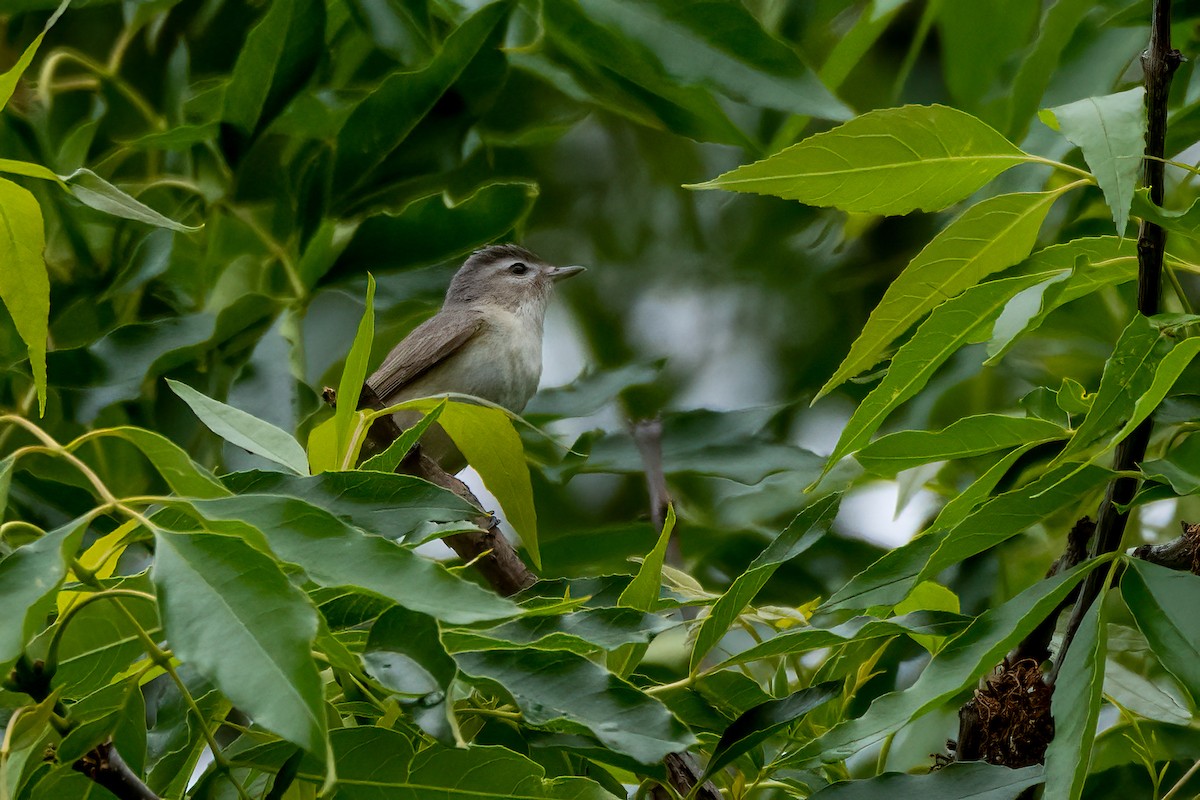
[1052,0,1181,680]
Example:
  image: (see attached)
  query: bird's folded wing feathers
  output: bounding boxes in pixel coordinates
[367,309,484,402]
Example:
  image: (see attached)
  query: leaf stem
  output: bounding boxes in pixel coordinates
[45,589,156,672]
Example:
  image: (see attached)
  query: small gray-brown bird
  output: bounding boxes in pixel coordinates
[365,244,584,470]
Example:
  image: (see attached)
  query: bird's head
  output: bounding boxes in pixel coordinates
[445,244,584,315]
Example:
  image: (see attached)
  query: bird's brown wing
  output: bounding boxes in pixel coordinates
[367,308,484,401]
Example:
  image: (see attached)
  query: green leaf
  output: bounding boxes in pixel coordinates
[557,0,849,121]
[608,505,675,677]
[1043,595,1107,800]
[335,274,375,466]
[63,170,202,233]
[82,427,229,499]
[1040,88,1146,233]
[306,416,338,475]
[442,607,676,654]
[223,0,324,136]
[387,398,539,568]
[363,606,456,742]
[1141,433,1200,496]
[0,0,68,110]
[455,647,696,764]
[820,189,1066,399]
[0,177,49,415]
[824,271,1062,472]
[0,516,87,665]
[893,581,960,653]
[334,2,510,194]
[152,528,326,756]
[1052,315,1167,465]
[185,493,519,624]
[810,762,1044,799]
[167,379,309,475]
[221,469,478,540]
[718,610,969,668]
[56,678,146,769]
[524,363,660,420]
[690,497,838,671]
[1122,559,1200,704]
[921,463,1111,580]
[361,400,445,473]
[43,590,159,697]
[787,559,1107,766]
[338,182,540,269]
[692,105,1032,214]
[308,730,620,799]
[618,504,675,612]
[857,415,1066,477]
[703,681,841,780]
[0,159,66,186]
[1004,0,1096,139]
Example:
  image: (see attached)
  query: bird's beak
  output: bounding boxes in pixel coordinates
[548,265,586,282]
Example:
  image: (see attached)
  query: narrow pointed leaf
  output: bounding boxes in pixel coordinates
[336,275,375,464]
[821,189,1065,399]
[857,415,1066,477]
[609,505,675,676]
[1122,560,1200,703]
[82,427,229,499]
[811,762,1043,799]
[63,170,201,233]
[1043,597,1106,800]
[691,497,838,670]
[168,379,309,475]
[0,178,49,414]
[0,517,88,665]
[0,0,68,110]
[703,681,841,779]
[693,105,1032,214]
[361,400,445,473]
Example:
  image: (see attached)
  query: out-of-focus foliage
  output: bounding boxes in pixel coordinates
[2,0,1200,798]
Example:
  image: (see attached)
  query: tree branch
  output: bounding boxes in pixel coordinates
[73,742,160,800]
[1051,0,1182,683]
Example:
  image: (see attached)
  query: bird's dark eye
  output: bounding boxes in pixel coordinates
[509,262,529,275]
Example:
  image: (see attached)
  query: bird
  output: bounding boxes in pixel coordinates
[363,244,584,471]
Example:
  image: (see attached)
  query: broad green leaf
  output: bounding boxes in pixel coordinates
[719,610,969,668]
[1052,315,1167,465]
[0,0,68,110]
[306,416,338,474]
[76,427,229,499]
[1043,596,1107,800]
[223,0,324,136]
[703,681,841,780]
[692,105,1032,215]
[0,516,87,665]
[559,0,849,121]
[152,528,326,756]
[811,762,1044,799]
[787,559,1106,766]
[455,647,696,764]
[221,469,478,540]
[1041,88,1146,233]
[821,533,945,614]
[824,271,1061,472]
[1105,658,1193,726]
[921,463,1111,580]
[167,379,309,475]
[56,678,146,769]
[385,398,539,568]
[820,189,1066,400]
[185,493,519,623]
[857,415,1066,477]
[338,182,540,268]
[45,588,160,696]
[1141,433,1200,496]
[690,497,838,671]
[442,607,676,654]
[361,400,445,473]
[63,170,202,233]
[335,2,509,193]
[335,275,375,466]
[293,730,620,799]
[608,505,675,676]
[0,178,49,414]
[364,606,456,742]
[1122,560,1200,704]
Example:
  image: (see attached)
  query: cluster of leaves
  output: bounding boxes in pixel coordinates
[3,0,1200,799]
